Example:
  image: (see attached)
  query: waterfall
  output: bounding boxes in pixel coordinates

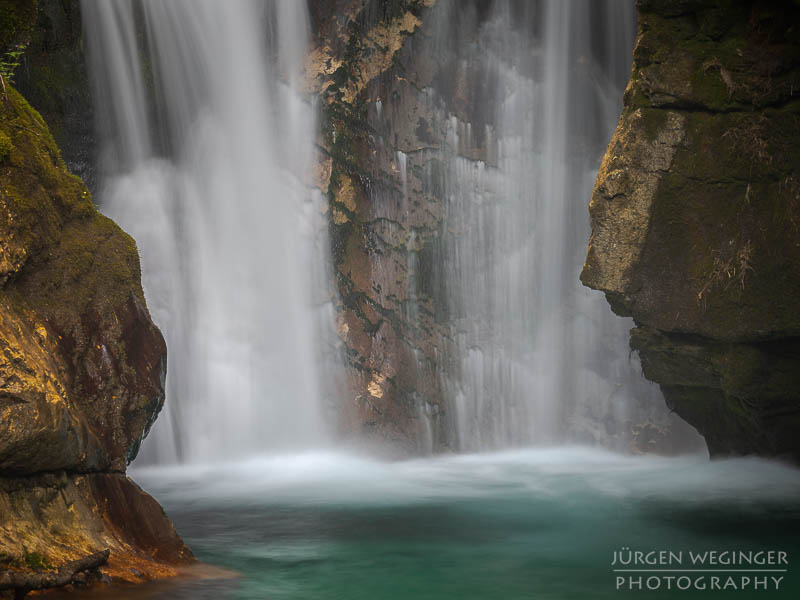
[82,0,697,460]
[82,0,332,463]
[418,0,673,450]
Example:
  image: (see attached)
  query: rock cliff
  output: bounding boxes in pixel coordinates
[0,15,191,587]
[582,0,800,462]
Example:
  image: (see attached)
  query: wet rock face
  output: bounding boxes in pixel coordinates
[0,87,167,475]
[309,0,514,453]
[582,0,800,462]
[307,0,446,453]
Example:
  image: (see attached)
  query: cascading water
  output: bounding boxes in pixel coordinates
[412,0,693,451]
[82,0,333,463]
[82,0,697,462]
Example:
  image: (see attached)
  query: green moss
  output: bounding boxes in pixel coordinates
[0,129,11,160]
[629,4,800,112]
[27,61,69,115]
[648,113,752,311]
[0,83,145,324]
[686,44,747,111]
[23,551,52,571]
[632,98,800,337]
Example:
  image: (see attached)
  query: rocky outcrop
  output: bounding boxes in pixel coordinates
[0,78,190,589]
[582,0,800,462]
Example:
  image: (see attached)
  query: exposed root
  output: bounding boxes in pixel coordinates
[697,240,754,305]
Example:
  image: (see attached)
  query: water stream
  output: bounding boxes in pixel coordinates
[422,0,678,450]
[83,0,332,462]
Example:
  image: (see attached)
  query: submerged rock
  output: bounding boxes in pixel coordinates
[582,0,800,462]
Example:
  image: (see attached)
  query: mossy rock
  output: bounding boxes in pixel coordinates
[0,129,11,161]
[0,86,166,475]
[629,1,800,111]
[13,0,95,186]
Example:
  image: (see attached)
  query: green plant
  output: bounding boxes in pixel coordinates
[23,551,52,571]
[0,130,11,161]
[0,43,27,97]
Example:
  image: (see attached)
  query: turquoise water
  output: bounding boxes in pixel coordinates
[122,449,800,599]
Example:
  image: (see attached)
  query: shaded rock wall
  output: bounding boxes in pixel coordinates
[1,0,94,189]
[582,0,800,462]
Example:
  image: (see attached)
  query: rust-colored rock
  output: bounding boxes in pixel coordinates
[0,472,192,584]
